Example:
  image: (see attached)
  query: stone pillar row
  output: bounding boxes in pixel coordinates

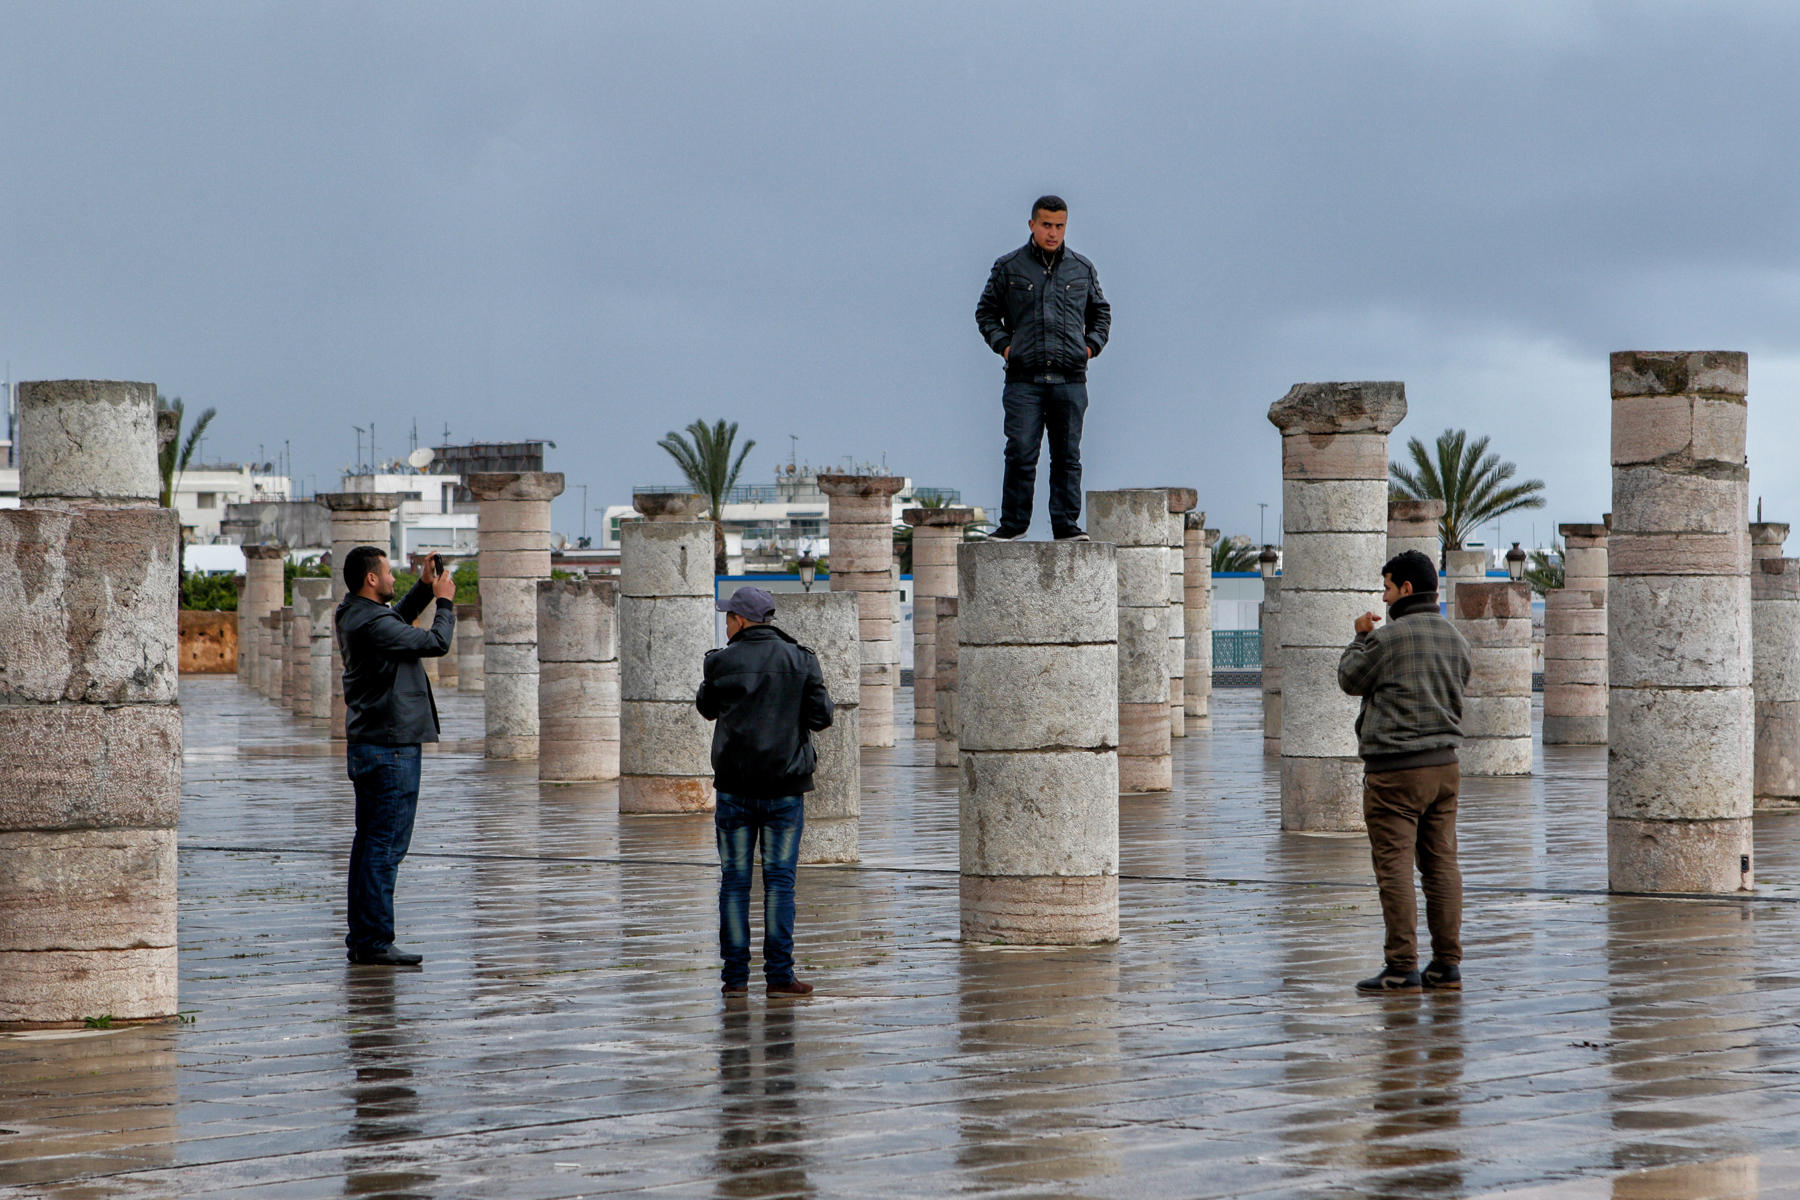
[320,492,402,738]
[1183,516,1218,721]
[1261,571,1282,757]
[537,579,620,783]
[239,544,284,698]
[1166,489,1196,737]
[1453,582,1533,776]
[935,596,960,767]
[1088,489,1172,793]
[1,380,181,1024]
[903,506,973,741]
[818,475,905,747]
[468,471,564,760]
[777,593,861,862]
[1608,350,1752,895]
[1269,382,1406,832]
[1385,499,1442,567]
[456,604,485,692]
[619,499,714,812]
[1751,526,1799,810]
[1543,522,1609,745]
[308,586,333,721]
[959,541,1119,944]
[290,580,330,718]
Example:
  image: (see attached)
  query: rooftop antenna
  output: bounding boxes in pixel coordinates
[789,434,798,467]
[1758,496,1764,522]
[353,425,365,473]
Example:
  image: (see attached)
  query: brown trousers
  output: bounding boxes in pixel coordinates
[1363,762,1462,971]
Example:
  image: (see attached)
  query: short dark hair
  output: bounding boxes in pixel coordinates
[344,545,388,594]
[1031,194,1067,219]
[1381,549,1437,596]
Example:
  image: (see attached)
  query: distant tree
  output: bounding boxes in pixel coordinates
[1211,535,1261,573]
[1524,541,1564,596]
[1389,429,1546,554]
[157,392,217,596]
[657,419,755,573]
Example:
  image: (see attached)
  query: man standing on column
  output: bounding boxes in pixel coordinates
[336,547,456,966]
[1337,550,1471,995]
[975,194,1111,542]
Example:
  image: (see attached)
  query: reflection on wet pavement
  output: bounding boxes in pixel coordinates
[7,679,1800,1196]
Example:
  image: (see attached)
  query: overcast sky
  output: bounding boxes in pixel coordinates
[5,2,1799,548]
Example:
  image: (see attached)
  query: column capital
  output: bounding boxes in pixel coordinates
[318,491,403,513]
[465,472,565,503]
[1165,488,1198,514]
[1182,511,1209,531]
[1268,381,1406,435]
[1610,351,1747,398]
[632,491,706,519]
[242,543,288,561]
[902,506,976,528]
[817,473,906,498]
[1558,522,1609,544]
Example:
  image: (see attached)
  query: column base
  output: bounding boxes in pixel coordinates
[1118,752,1172,793]
[619,775,714,814]
[1170,699,1186,739]
[0,946,177,1025]
[1185,695,1211,719]
[1280,756,1365,832]
[1608,817,1753,894]
[960,874,1118,944]
[485,735,539,760]
[538,741,620,782]
[934,737,958,768]
[799,819,859,864]
[1542,714,1608,745]
[1264,736,1281,756]
[1460,737,1533,776]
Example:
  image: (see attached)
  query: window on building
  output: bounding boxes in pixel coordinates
[195,492,217,509]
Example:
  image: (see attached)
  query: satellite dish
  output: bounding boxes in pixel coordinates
[407,447,435,471]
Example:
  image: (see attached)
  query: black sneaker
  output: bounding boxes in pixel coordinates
[1421,960,1462,991]
[986,529,1027,542]
[1055,529,1090,542]
[1355,964,1422,994]
[348,945,423,967]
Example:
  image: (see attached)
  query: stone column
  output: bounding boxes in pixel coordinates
[618,506,714,812]
[1386,499,1443,566]
[1543,523,1610,745]
[407,554,442,684]
[466,472,565,760]
[817,475,906,746]
[1,379,180,1024]
[319,493,402,738]
[308,582,333,721]
[1184,519,1218,720]
[1268,381,1407,831]
[775,593,861,862]
[902,507,973,741]
[1754,556,1800,809]
[456,604,485,692]
[1088,489,1173,793]
[289,582,331,717]
[1751,522,1788,564]
[958,541,1119,944]
[1445,548,1486,614]
[1453,581,1533,775]
[1261,572,1282,756]
[434,571,460,690]
[1609,351,1752,894]
[260,612,283,701]
[537,579,620,782]
[934,596,959,767]
[281,606,305,716]
[239,544,285,694]
[1166,489,1197,737]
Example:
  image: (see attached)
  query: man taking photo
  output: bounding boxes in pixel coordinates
[335,545,456,967]
[975,194,1111,542]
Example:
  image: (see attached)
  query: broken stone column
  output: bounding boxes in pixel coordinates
[1166,489,1197,737]
[239,543,285,695]
[1261,571,1282,756]
[1088,488,1174,793]
[902,506,973,741]
[1453,581,1533,775]
[281,605,305,716]
[456,604,484,692]
[467,472,565,760]
[817,474,906,746]
[319,492,402,738]
[407,555,442,685]
[308,582,333,721]
[1268,381,1407,831]
[1751,522,1788,563]
[774,593,861,862]
[0,379,181,1024]
[1755,556,1800,810]
[619,507,714,813]
[959,541,1119,943]
[537,578,620,783]
[1609,351,1752,894]
[1386,499,1443,567]
[1445,548,1486,615]
[261,612,284,701]
[290,580,330,719]
[1184,519,1218,720]
[1543,523,1610,745]
[935,596,959,768]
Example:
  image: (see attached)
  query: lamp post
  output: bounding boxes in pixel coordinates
[1506,541,1527,582]
[1258,544,1279,581]
[797,550,818,592]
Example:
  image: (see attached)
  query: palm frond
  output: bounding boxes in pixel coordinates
[1389,428,1545,551]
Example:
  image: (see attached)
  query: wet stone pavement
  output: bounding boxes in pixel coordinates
[9,680,1800,1198]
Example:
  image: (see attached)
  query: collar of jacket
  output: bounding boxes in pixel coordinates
[729,622,798,646]
[1027,240,1065,269]
[1388,592,1440,620]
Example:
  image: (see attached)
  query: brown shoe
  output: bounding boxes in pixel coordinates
[767,978,814,998]
[721,984,749,997]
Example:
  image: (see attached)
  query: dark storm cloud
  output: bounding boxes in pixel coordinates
[5,2,1800,544]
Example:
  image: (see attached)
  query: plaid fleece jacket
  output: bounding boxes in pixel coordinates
[1337,593,1472,767]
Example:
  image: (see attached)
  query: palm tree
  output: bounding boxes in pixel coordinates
[1524,541,1564,596]
[1211,535,1262,573]
[656,419,755,573]
[157,392,216,594]
[1389,429,1546,554]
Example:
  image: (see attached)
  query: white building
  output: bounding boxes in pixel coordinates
[0,462,288,538]
[338,471,480,558]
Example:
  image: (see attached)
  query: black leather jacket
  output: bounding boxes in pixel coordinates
[335,581,455,746]
[695,624,834,797]
[975,241,1111,380]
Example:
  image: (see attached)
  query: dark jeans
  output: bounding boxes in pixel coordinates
[345,743,422,956]
[715,792,805,988]
[1363,762,1463,971]
[999,379,1089,537]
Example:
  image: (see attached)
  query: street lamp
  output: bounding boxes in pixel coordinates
[1506,541,1527,582]
[1258,544,1279,581]
[797,550,818,592]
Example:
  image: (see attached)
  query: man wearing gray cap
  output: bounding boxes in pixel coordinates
[696,586,835,999]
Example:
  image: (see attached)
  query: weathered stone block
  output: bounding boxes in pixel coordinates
[1280,433,1391,480]
[959,644,1118,751]
[477,548,552,582]
[18,381,160,503]
[0,946,178,1024]
[1608,817,1752,894]
[959,751,1117,876]
[1460,737,1533,776]
[1754,699,1800,803]
[0,829,175,950]
[1283,479,1389,534]
[619,699,714,777]
[1280,757,1364,832]
[1277,533,1386,593]
[1610,531,1746,576]
[1611,466,1746,537]
[483,642,540,676]
[1609,687,1753,819]
[1278,590,1384,650]
[478,578,542,646]
[536,579,618,663]
[957,542,1117,645]
[1086,489,1171,547]
[619,520,714,597]
[618,775,713,814]
[1114,546,1168,609]
[1609,576,1752,688]
[1268,381,1407,437]
[0,705,181,831]
[1542,713,1608,745]
[1609,350,1748,400]
[1463,694,1531,737]
[618,595,713,701]
[959,874,1118,945]
[1468,650,1532,697]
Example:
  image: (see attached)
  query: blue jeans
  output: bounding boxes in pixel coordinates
[715,792,805,988]
[1000,379,1089,537]
[345,743,422,956]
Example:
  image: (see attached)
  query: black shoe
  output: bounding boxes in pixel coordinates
[1422,960,1462,991]
[1355,964,1422,994]
[721,983,749,997]
[1054,529,1090,542]
[349,945,423,966]
[986,529,1027,542]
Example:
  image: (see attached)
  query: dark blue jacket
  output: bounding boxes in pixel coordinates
[975,241,1111,380]
[335,580,455,746]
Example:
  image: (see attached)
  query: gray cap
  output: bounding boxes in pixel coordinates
[717,585,777,623]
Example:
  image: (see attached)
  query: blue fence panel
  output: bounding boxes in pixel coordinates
[1213,629,1262,669]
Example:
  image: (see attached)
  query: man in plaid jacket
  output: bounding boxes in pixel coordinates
[1338,548,1472,995]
